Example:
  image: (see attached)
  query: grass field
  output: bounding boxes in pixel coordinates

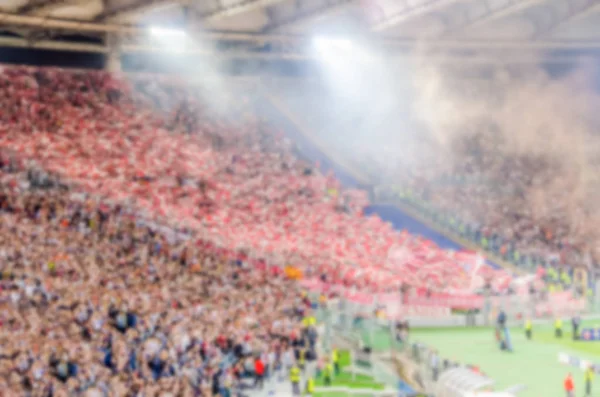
[360,321,600,397]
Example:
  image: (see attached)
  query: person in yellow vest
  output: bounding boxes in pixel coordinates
[302,316,310,329]
[585,365,594,397]
[302,312,316,329]
[548,267,558,282]
[555,317,563,338]
[561,270,571,287]
[323,362,333,386]
[332,348,340,375]
[290,364,301,396]
[298,348,306,371]
[524,318,532,340]
[306,376,315,395]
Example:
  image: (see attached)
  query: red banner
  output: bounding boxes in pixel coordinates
[396,306,452,318]
[300,279,485,310]
[404,294,484,310]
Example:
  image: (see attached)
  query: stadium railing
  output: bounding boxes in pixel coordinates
[317,298,514,397]
[316,297,507,396]
[318,295,447,393]
[315,292,595,397]
[314,296,427,397]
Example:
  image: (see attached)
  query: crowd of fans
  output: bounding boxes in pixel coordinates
[0,64,519,395]
[0,65,509,293]
[375,153,591,276]
[0,160,322,396]
[276,83,595,279]
[272,78,598,279]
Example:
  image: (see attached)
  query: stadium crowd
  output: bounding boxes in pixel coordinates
[0,64,515,395]
[0,160,321,396]
[0,65,509,293]
[272,79,594,281]
[375,152,591,278]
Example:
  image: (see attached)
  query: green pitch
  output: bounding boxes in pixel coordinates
[361,321,600,397]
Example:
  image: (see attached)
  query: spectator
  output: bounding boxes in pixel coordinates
[254,354,265,389]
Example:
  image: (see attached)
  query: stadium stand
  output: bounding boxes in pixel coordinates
[2,0,600,394]
[0,64,594,397]
[0,66,520,295]
[269,78,596,292]
[0,64,497,396]
[0,163,318,395]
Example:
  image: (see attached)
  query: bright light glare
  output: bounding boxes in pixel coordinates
[149,26,188,52]
[149,27,186,38]
[312,35,376,104]
[313,37,353,54]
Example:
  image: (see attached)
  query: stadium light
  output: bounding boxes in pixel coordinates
[148,26,188,53]
[312,36,353,55]
[149,27,186,38]
[146,25,227,109]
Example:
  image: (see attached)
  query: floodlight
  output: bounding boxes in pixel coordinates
[312,36,353,53]
[149,27,186,38]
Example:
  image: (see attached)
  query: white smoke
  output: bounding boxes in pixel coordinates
[409,52,600,253]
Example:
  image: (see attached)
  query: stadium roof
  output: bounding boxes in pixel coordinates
[1,0,600,61]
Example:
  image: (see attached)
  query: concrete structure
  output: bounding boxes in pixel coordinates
[1,0,600,61]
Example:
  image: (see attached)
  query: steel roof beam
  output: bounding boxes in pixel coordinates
[532,0,600,38]
[566,2,600,22]
[371,0,462,32]
[17,0,73,15]
[263,0,354,32]
[0,34,109,52]
[95,0,188,21]
[18,0,61,14]
[0,34,598,65]
[0,34,310,57]
[3,12,600,49]
[441,0,545,37]
[193,0,289,24]
[96,0,288,22]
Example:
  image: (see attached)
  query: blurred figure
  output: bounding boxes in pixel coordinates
[306,375,315,395]
[571,315,581,341]
[331,347,340,376]
[585,365,594,397]
[254,355,265,389]
[289,363,301,395]
[430,349,440,382]
[496,309,512,351]
[555,317,563,338]
[322,360,333,386]
[564,372,574,397]
[524,318,532,340]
